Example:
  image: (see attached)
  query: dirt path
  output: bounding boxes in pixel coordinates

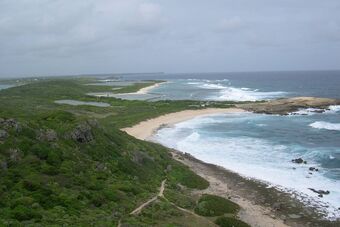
[130,179,166,215]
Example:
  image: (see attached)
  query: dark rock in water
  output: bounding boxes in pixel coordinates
[309,167,319,172]
[0,129,8,140]
[308,188,330,196]
[70,123,93,143]
[37,129,58,142]
[292,158,304,164]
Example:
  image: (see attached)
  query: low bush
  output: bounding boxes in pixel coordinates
[194,194,239,217]
[215,216,250,227]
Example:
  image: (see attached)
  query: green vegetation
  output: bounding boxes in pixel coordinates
[0,78,242,225]
[194,194,240,217]
[167,164,209,190]
[164,188,197,210]
[215,216,250,227]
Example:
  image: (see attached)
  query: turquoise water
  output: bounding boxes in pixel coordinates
[0,84,13,90]
[153,110,340,218]
[135,71,340,219]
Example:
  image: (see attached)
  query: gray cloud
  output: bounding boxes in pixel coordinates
[0,0,340,77]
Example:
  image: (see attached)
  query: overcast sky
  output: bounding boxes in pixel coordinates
[0,0,340,77]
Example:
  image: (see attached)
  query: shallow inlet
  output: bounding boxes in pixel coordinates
[54,99,110,107]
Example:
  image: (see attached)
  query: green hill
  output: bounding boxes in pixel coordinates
[0,79,239,226]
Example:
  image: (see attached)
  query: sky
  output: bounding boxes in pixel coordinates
[0,0,340,77]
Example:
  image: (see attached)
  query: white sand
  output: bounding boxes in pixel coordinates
[121,108,245,140]
[135,82,166,94]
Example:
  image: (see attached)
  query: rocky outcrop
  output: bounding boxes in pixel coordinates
[37,129,58,142]
[70,123,94,143]
[309,167,319,172]
[132,150,154,165]
[9,149,22,162]
[238,97,340,115]
[0,118,21,132]
[291,158,307,164]
[0,129,8,140]
[308,188,330,197]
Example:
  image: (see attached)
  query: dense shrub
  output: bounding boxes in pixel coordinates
[12,205,42,221]
[215,216,250,227]
[194,194,239,217]
[169,165,209,190]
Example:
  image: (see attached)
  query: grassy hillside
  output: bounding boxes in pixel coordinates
[0,78,240,226]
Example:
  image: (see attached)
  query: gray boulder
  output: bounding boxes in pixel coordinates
[0,118,21,132]
[37,129,58,142]
[0,129,8,140]
[70,123,93,143]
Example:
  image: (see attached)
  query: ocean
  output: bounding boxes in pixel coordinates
[122,70,340,218]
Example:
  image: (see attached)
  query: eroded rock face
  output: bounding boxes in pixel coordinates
[37,129,58,142]
[70,123,94,143]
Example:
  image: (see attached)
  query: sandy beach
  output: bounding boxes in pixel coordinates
[121,107,338,227]
[134,81,167,94]
[121,108,245,140]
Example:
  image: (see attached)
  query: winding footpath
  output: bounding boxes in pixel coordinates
[130,179,166,215]
[118,179,217,226]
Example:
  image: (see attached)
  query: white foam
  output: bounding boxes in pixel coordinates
[290,108,324,116]
[185,79,286,101]
[328,105,340,113]
[215,87,285,101]
[152,115,340,219]
[198,83,225,89]
[310,121,340,131]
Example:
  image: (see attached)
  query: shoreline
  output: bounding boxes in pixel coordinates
[121,108,245,140]
[134,81,166,94]
[121,107,340,226]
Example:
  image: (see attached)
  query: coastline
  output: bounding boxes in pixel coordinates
[121,108,245,140]
[121,107,340,226]
[134,81,166,94]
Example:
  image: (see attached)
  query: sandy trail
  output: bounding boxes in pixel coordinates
[122,108,245,140]
[130,179,166,215]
